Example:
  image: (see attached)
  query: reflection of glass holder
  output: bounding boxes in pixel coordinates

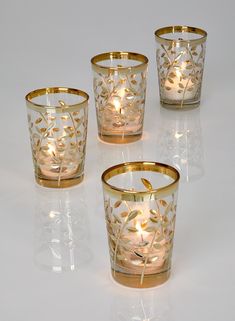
[158,108,204,182]
[34,186,91,272]
[110,289,170,321]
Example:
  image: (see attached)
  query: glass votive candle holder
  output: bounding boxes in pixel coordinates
[155,26,207,109]
[91,52,148,143]
[101,161,180,288]
[25,87,89,188]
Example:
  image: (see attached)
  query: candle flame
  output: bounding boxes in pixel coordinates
[112,88,126,113]
[175,61,187,79]
[47,142,56,157]
[135,221,143,234]
[113,97,121,113]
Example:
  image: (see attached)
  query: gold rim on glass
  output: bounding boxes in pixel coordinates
[26,87,89,113]
[102,161,180,201]
[154,26,207,46]
[91,51,148,75]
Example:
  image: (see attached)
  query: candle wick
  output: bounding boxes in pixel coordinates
[141,234,144,243]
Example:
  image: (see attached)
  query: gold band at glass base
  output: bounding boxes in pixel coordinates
[111,268,170,288]
[160,100,200,110]
[98,132,142,144]
[35,173,84,188]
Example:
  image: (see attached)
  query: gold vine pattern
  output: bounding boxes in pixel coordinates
[156,41,206,105]
[104,178,177,285]
[93,68,147,135]
[27,106,87,186]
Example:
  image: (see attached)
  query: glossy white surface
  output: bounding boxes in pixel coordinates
[1,0,235,320]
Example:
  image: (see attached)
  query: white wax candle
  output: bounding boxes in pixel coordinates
[163,64,197,101]
[38,143,78,179]
[119,204,167,272]
[100,88,142,134]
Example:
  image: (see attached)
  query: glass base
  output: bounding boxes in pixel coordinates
[160,100,200,110]
[35,174,84,188]
[111,268,171,288]
[98,133,142,144]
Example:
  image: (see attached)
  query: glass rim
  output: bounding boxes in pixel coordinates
[91,51,148,74]
[101,161,180,201]
[154,25,207,45]
[25,87,89,112]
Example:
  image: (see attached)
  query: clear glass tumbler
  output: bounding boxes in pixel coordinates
[26,87,89,188]
[91,52,148,143]
[101,161,180,288]
[155,26,207,109]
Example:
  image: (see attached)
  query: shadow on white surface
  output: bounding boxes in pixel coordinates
[34,185,92,272]
[156,108,204,183]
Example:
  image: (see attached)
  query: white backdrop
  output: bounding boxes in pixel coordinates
[0,0,235,320]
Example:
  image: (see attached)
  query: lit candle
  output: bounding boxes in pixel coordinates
[102,161,179,287]
[38,139,78,180]
[163,61,197,102]
[100,87,143,138]
[114,203,169,280]
[91,51,148,143]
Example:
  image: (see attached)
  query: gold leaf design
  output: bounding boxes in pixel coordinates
[120,211,128,218]
[131,80,137,85]
[150,217,159,223]
[141,178,153,190]
[144,226,156,233]
[128,227,138,233]
[150,209,157,215]
[114,200,122,208]
[127,210,141,222]
[169,72,176,78]
[178,83,184,89]
[53,128,60,132]
[168,78,174,84]
[154,243,162,250]
[61,115,69,121]
[165,86,171,91]
[35,117,42,124]
[159,199,167,207]
[64,126,74,133]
